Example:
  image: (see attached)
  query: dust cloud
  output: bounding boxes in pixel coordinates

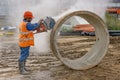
[7,0,110,54]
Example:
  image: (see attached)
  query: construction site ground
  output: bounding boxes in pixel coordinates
[0,35,120,80]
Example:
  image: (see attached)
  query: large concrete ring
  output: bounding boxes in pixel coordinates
[50,11,109,70]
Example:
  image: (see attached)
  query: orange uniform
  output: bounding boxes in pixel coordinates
[19,21,34,47]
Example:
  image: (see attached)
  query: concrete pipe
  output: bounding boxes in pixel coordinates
[50,11,109,70]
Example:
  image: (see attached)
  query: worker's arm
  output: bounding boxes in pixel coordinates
[26,22,39,31]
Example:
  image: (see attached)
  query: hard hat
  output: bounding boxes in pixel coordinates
[23,11,34,19]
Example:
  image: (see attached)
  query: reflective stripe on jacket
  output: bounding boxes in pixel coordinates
[19,21,34,47]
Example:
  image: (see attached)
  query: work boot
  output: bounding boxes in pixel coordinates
[24,61,31,71]
[18,61,29,75]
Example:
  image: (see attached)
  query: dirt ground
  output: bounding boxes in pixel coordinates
[0,35,120,80]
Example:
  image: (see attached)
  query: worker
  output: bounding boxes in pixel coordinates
[18,11,45,75]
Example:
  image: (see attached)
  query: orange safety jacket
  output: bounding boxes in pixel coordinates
[19,21,34,47]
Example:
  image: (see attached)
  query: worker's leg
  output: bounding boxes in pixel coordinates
[24,60,31,71]
[19,46,30,62]
[18,46,30,75]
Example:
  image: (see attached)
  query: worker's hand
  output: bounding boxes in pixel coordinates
[39,24,47,32]
[35,24,47,34]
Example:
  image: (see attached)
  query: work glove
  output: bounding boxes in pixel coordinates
[35,22,47,33]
